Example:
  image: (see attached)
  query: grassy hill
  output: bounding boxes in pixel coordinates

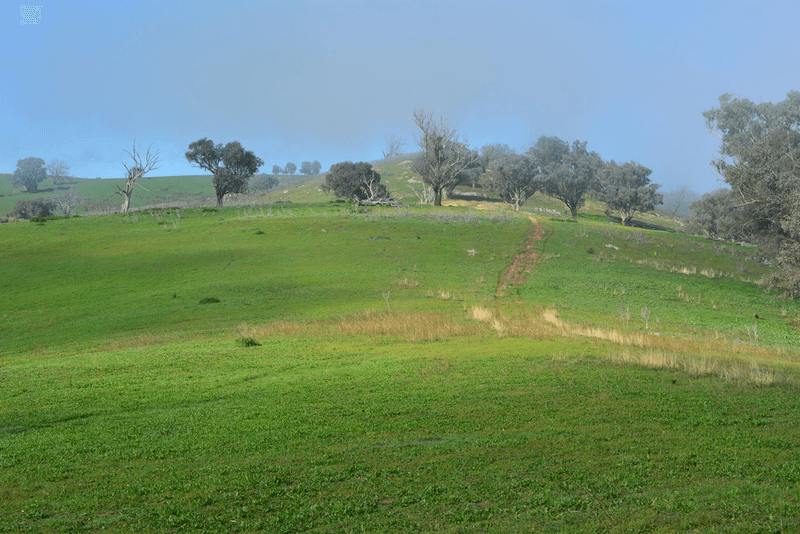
[2,173,800,530]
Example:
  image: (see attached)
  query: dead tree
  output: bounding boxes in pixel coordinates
[117,140,160,213]
[382,134,406,160]
[412,109,478,206]
[53,187,86,216]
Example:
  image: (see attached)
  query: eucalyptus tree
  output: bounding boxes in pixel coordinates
[704,91,800,296]
[185,138,263,207]
[323,161,388,205]
[704,92,800,241]
[529,136,602,219]
[412,108,478,206]
[484,153,542,211]
[687,188,740,240]
[596,160,663,226]
[12,157,47,193]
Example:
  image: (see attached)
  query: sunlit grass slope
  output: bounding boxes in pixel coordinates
[2,202,800,531]
[0,204,526,356]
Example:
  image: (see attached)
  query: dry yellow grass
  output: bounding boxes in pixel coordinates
[237,306,798,386]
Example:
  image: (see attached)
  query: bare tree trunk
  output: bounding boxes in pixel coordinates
[118,139,160,214]
[433,188,443,206]
[120,189,133,213]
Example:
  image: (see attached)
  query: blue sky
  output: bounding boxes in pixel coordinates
[2,0,799,193]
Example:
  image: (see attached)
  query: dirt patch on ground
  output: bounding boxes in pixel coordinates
[497,217,544,296]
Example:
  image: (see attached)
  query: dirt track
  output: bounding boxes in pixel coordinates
[497,216,544,296]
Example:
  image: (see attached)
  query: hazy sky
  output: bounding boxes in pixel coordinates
[3,0,799,193]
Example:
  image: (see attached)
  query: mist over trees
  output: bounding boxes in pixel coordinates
[660,185,700,218]
[250,173,280,192]
[382,134,406,160]
[300,160,322,176]
[185,138,263,207]
[46,160,71,187]
[687,188,740,240]
[12,157,47,193]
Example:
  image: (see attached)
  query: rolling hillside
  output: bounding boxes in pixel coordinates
[1,168,799,531]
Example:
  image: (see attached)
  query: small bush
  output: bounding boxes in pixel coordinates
[8,198,55,220]
[236,337,261,347]
[202,207,218,213]
[30,215,72,223]
[199,297,220,304]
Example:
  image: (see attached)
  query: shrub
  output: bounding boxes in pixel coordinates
[8,198,55,219]
[236,337,261,347]
[199,297,220,304]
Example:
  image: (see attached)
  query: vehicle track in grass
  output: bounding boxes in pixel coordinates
[497,216,544,296]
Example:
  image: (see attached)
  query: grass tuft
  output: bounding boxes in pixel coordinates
[236,336,261,347]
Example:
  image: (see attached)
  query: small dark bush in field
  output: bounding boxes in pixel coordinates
[199,297,220,304]
[254,230,265,235]
[588,247,594,254]
[236,337,261,347]
[202,207,218,213]
[9,198,55,219]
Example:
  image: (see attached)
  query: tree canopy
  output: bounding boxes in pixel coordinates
[529,136,601,219]
[322,161,387,205]
[13,157,47,193]
[484,153,541,211]
[285,162,297,175]
[705,91,800,297]
[687,188,740,240]
[596,160,662,226]
[185,138,263,206]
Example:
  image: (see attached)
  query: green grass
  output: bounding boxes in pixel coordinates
[2,196,800,531]
[520,218,800,349]
[2,335,799,532]
[0,204,527,356]
[0,173,218,216]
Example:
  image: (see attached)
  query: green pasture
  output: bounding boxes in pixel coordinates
[0,204,527,356]
[2,201,800,531]
[0,173,217,215]
[520,218,800,347]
